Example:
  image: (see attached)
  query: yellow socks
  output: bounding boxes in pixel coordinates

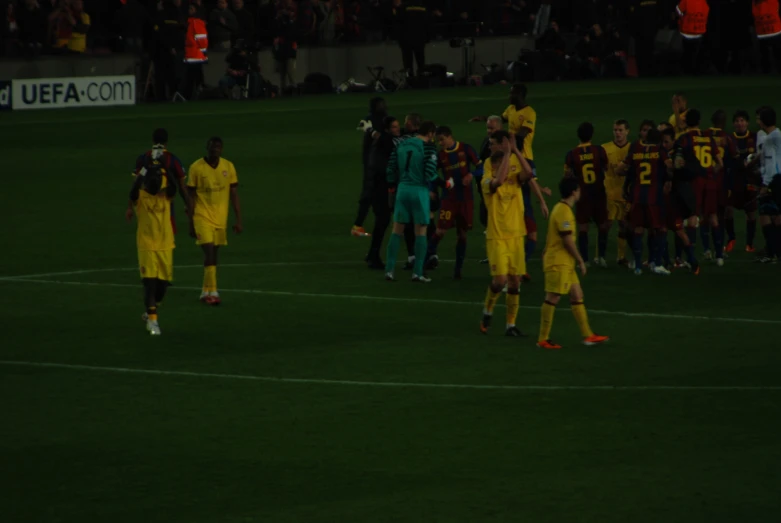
[538,301,556,342]
[483,286,501,315]
[505,288,520,327]
[617,237,627,260]
[571,301,594,337]
[203,265,217,293]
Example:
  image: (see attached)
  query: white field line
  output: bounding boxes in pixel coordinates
[1,275,779,325]
[1,360,779,392]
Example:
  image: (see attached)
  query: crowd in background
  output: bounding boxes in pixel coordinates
[0,0,728,56]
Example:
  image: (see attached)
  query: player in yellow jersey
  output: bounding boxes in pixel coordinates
[537,177,609,350]
[472,83,550,282]
[128,157,178,336]
[187,137,243,305]
[669,92,689,138]
[479,131,534,337]
[601,119,632,265]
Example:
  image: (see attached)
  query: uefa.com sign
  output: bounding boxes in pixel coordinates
[0,75,135,111]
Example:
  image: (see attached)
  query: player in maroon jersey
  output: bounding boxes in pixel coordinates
[661,127,682,269]
[426,126,481,279]
[564,122,610,266]
[724,110,760,253]
[699,110,729,262]
[622,128,673,275]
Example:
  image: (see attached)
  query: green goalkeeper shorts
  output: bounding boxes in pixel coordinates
[393,185,430,225]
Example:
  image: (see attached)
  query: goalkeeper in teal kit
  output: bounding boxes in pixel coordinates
[385,121,439,282]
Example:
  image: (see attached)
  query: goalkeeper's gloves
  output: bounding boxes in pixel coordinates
[388,187,397,210]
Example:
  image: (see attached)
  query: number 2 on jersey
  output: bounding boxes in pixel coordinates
[693,145,713,168]
[582,164,596,184]
[639,162,652,185]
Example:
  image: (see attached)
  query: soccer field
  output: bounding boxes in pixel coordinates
[2,77,781,522]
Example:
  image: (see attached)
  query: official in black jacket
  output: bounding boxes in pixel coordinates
[353,97,388,239]
[396,0,430,76]
[152,0,186,101]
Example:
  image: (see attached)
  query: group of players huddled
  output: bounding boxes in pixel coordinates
[353,86,781,349]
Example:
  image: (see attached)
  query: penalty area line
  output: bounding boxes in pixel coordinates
[1,360,779,392]
[0,276,779,325]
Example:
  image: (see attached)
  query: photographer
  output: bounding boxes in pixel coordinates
[218,40,261,98]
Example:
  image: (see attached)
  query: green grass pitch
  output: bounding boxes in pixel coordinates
[2,77,780,522]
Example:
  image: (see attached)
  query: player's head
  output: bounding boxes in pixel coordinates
[711,109,727,130]
[577,122,594,143]
[404,113,422,133]
[435,126,455,149]
[206,136,223,160]
[657,121,673,132]
[418,121,437,142]
[759,107,777,130]
[639,120,655,140]
[685,109,701,129]
[384,116,400,137]
[143,161,165,196]
[733,110,750,133]
[645,128,662,145]
[559,176,580,202]
[661,127,676,151]
[486,115,503,135]
[510,83,527,106]
[370,97,387,117]
[489,129,511,153]
[756,106,770,127]
[152,128,168,146]
[613,119,629,143]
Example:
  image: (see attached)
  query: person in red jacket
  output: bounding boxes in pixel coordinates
[676,0,709,75]
[753,0,781,73]
[182,1,208,100]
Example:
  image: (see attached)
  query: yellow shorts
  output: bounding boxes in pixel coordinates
[194,220,227,246]
[544,269,580,295]
[138,249,173,281]
[486,237,526,277]
[607,200,628,221]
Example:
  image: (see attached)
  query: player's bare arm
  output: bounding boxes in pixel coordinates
[561,232,587,275]
[187,186,198,237]
[126,176,144,222]
[230,184,242,234]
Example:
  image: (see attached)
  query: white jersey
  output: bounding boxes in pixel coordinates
[757,129,767,177]
[761,128,781,185]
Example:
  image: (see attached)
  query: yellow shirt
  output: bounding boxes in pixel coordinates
[481,154,527,240]
[502,104,536,161]
[187,157,238,229]
[67,12,90,53]
[543,202,576,271]
[136,177,175,251]
[669,110,689,139]
[601,141,631,201]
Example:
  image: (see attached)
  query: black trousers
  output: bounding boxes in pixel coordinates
[367,188,392,261]
[681,37,702,75]
[153,52,177,101]
[401,43,425,75]
[182,63,204,100]
[758,35,781,74]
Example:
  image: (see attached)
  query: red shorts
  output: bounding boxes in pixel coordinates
[629,204,665,230]
[575,198,608,226]
[438,200,473,230]
[695,178,726,216]
[525,215,537,235]
[728,185,759,212]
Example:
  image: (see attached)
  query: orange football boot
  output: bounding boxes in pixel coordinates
[725,239,735,253]
[537,340,563,350]
[583,334,610,346]
[351,226,371,237]
[746,245,756,253]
